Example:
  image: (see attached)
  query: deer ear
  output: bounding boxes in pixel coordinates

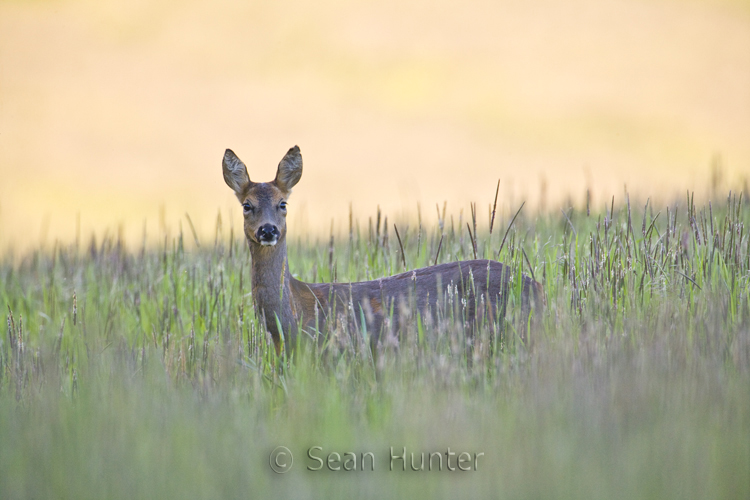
[222,149,251,200]
[275,146,303,192]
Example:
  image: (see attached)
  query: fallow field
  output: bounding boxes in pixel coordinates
[1,192,749,499]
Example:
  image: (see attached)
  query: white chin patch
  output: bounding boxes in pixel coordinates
[260,240,278,247]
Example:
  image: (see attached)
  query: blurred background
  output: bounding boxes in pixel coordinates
[1,0,749,252]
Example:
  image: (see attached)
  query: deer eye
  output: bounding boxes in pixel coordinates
[242,202,254,213]
[279,201,287,211]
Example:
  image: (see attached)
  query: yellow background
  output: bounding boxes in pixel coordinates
[1,0,749,251]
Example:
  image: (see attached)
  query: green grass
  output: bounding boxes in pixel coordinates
[1,191,749,499]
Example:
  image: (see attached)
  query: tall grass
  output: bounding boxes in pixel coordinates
[1,191,748,499]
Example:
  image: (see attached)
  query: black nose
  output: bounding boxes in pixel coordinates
[256,224,280,242]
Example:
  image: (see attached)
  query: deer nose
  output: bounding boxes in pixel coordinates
[256,224,280,245]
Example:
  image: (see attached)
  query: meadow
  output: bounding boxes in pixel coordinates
[1,190,749,499]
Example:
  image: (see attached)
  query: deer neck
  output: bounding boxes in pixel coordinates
[248,237,297,334]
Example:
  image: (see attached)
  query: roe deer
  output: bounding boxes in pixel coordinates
[223,146,543,356]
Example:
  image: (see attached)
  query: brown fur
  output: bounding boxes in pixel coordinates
[223,146,544,355]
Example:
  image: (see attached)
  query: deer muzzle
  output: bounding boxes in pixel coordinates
[256,224,281,246]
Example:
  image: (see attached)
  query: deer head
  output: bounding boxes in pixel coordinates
[222,146,303,247]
